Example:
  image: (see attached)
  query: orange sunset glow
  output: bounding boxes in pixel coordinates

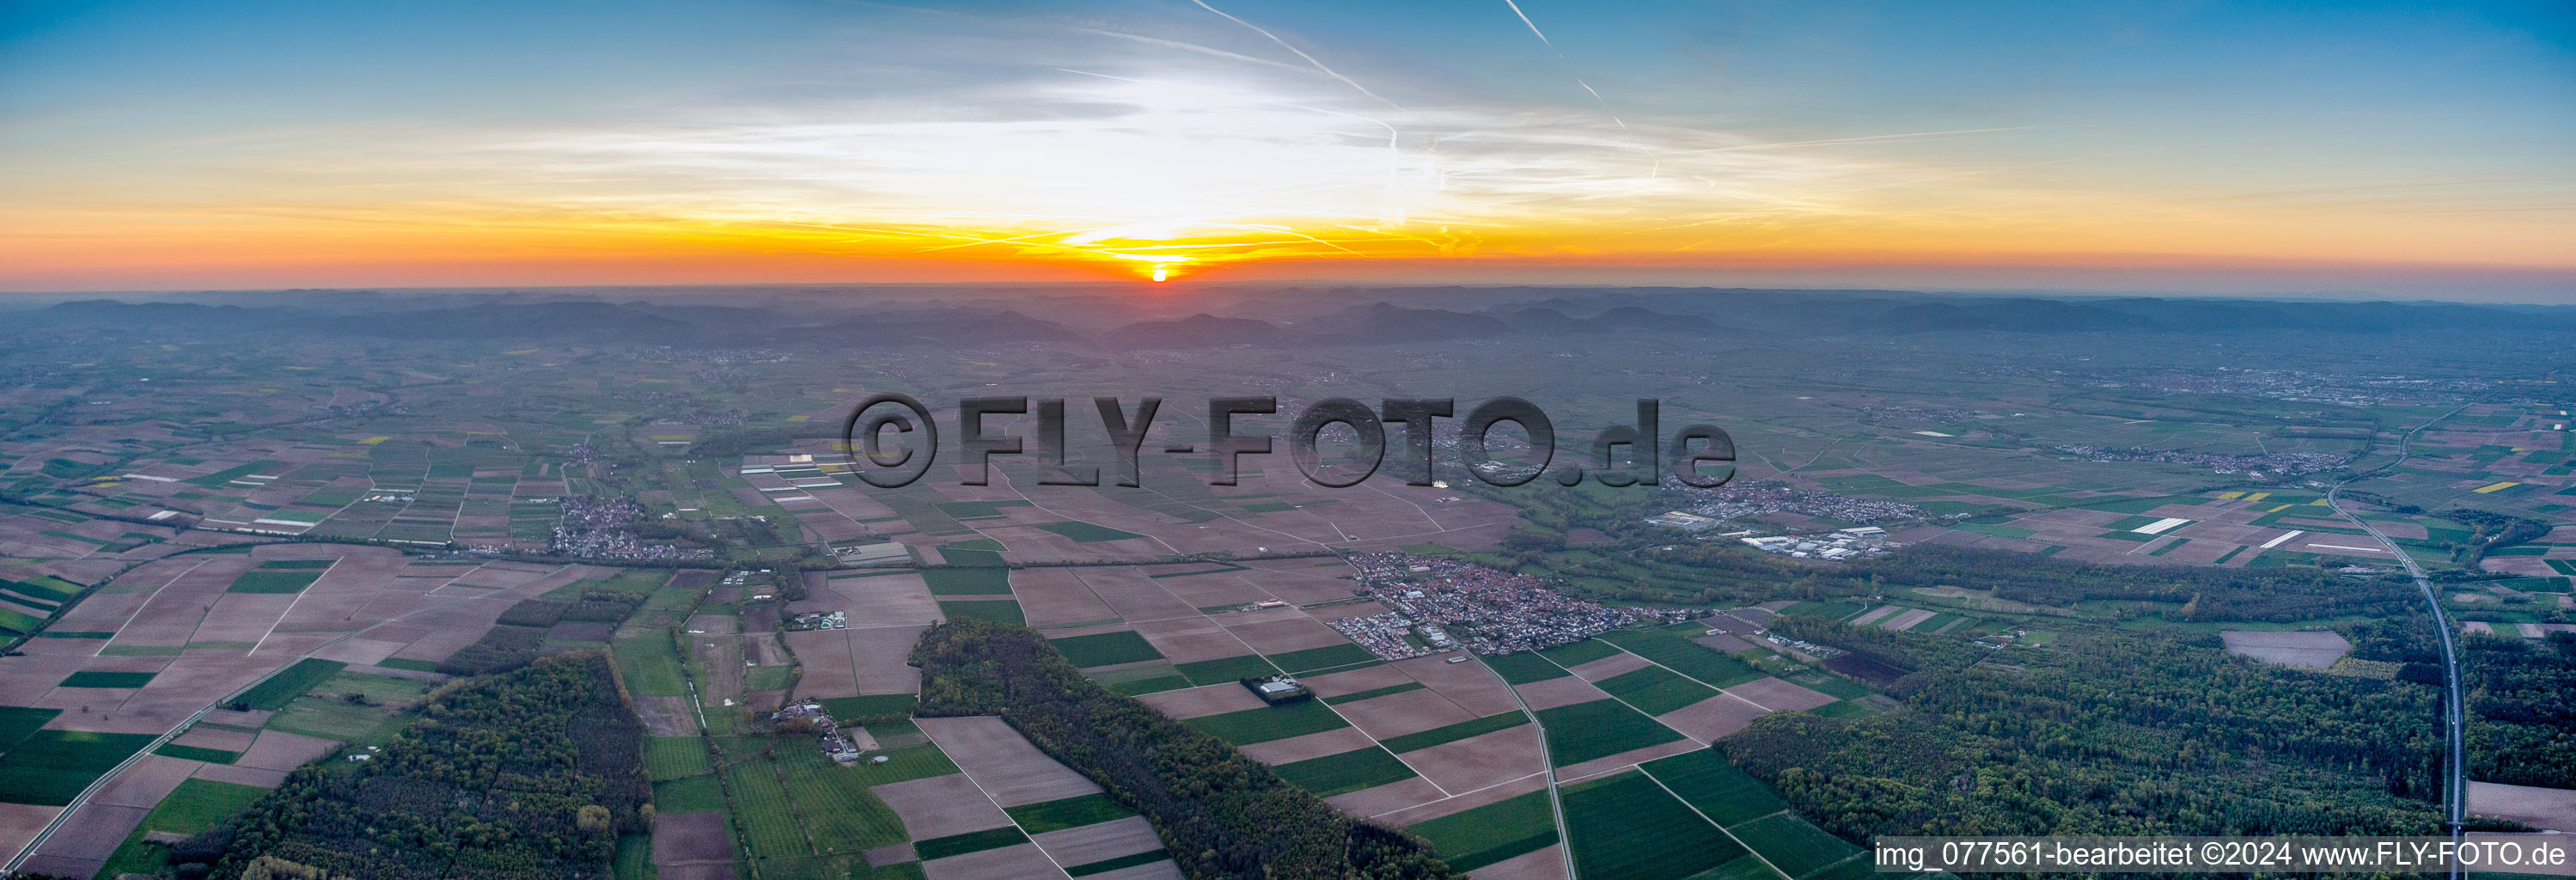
[3,2,2571,297]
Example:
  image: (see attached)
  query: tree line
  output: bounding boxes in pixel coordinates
[912,618,1453,880]
[1721,626,2447,847]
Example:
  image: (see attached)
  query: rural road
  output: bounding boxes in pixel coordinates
[2323,403,2469,879]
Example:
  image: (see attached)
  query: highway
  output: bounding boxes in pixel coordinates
[2323,404,2468,880]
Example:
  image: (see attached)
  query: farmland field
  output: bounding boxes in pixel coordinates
[92,778,274,878]
[920,566,1011,596]
[1005,792,1136,834]
[645,736,714,780]
[938,599,1025,625]
[721,749,810,859]
[1033,521,1147,542]
[1381,711,1529,753]
[1270,746,1419,797]
[1181,698,1352,745]
[1643,749,1790,826]
[1561,770,1748,880]
[1596,665,1722,715]
[1733,811,1864,878]
[776,743,908,852]
[1173,654,1283,685]
[225,569,324,594]
[1482,651,1570,684]
[1535,699,1683,767]
[1602,628,1767,688]
[59,669,156,688]
[233,658,349,710]
[1049,630,1165,668]
[1403,788,1560,871]
[1263,642,1377,674]
[613,632,689,697]
[0,729,159,805]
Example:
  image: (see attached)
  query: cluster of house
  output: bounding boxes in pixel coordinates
[1738,526,1898,560]
[786,610,848,631]
[1349,553,1705,655]
[772,700,887,767]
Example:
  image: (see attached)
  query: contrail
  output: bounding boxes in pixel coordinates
[1499,0,1626,131]
[1187,0,1405,112]
[1502,0,1554,47]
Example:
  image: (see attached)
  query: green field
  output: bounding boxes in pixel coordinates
[60,669,156,688]
[1173,654,1282,685]
[255,559,337,569]
[1099,669,1191,696]
[264,687,419,745]
[1733,812,1864,878]
[1181,698,1351,746]
[613,632,688,697]
[1535,700,1683,767]
[0,729,159,805]
[839,739,961,786]
[1596,665,1721,715]
[1780,669,1871,700]
[1322,681,1425,705]
[1262,642,1377,674]
[1049,630,1165,668]
[152,742,242,764]
[938,599,1025,625]
[937,499,1032,520]
[776,744,908,852]
[226,569,324,594]
[232,658,348,710]
[645,736,714,780]
[1561,770,1748,880]
[1032,521,1147,542]
[1380,711,1529,753]
[654,771,729,810]
[1271,746,1419,797]
[1065,850,1173,877]
[1481,651,1570,684]
[1642,749,1790,826]
[92,779,274,878]
[912,826,1029,860]
[920,566,1012,596]
[1005,792,1137,834]
[0,606,42,634]
[1403,787,1560,872]
[723,754,810,859]
[0,706,61,752]
[817,694,918,721]
[1601,628,1766,688]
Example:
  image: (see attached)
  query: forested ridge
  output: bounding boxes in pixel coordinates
[912,618,1453,880]
[179,652,649,880]
[1722,626,2445,843]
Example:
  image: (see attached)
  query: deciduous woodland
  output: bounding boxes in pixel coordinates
[2347,617,2576,787]
[1726,621,2447,842]
[180,653,649,880]
[912,618,1455,880]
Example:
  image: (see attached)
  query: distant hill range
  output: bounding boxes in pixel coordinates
[14,288,2573,346]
